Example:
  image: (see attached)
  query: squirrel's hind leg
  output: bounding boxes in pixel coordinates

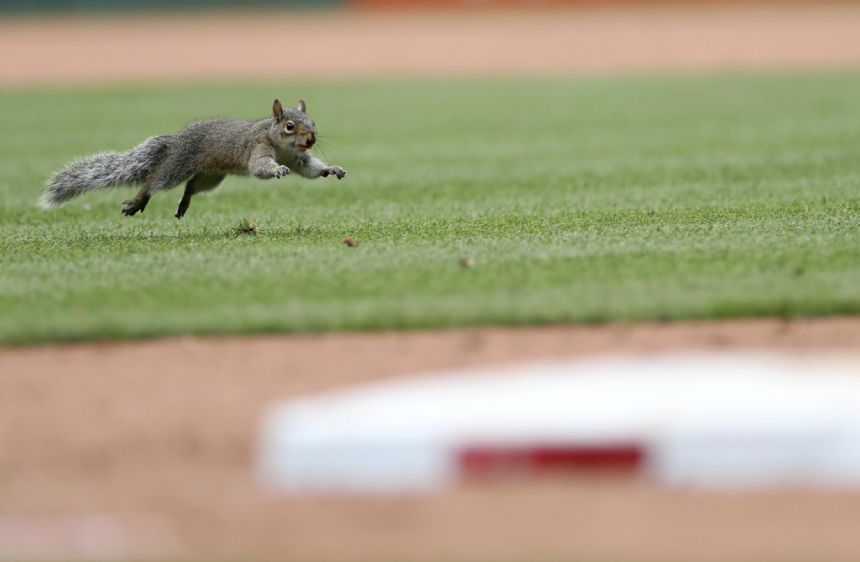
[122,188,151,216]
[122,162,194,218]
[122,161,191,217]
[175,173,225,219]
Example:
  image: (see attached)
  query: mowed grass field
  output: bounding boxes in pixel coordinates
[1,73,859,344]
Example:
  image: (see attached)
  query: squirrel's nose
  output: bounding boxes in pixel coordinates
[306,134,316,148]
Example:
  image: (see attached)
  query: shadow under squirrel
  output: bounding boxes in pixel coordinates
[41,98,347,219]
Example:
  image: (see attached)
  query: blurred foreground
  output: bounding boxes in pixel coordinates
[3,318,860,560]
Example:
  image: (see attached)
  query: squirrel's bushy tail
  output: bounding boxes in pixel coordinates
[40,136,170,208]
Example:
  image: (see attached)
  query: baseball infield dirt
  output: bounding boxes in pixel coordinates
[3,3,860,560]
[2,318,860,560]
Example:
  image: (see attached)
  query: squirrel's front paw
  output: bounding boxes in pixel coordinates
[274,165,291,178]
[321,166,347,180]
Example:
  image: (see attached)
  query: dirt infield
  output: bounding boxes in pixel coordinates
[2,3,860,86]
[2,317,860,560]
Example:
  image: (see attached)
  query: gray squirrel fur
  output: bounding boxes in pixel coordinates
[41,98,346,219]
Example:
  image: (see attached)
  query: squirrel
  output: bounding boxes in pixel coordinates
[40,98,347,219]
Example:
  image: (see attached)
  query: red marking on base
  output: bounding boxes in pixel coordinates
[458,444,644,477]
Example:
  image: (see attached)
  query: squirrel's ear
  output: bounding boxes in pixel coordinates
[272,99,284,122]
[297,99,307,113]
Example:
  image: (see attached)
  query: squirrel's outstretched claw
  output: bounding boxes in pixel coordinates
[321,166,347,179]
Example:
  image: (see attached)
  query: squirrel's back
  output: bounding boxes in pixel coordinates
[169,117,270,175]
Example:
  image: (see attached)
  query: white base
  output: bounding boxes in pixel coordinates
[256,352,860,494]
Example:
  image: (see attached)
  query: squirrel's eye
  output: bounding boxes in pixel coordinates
[285,122,295,133]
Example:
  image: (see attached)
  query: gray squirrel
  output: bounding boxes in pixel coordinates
[40,98,347,219]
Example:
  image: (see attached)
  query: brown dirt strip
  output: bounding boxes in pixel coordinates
[2,317,860,560]
[2,3,860,86]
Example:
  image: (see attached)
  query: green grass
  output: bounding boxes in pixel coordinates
[1,73,859,345]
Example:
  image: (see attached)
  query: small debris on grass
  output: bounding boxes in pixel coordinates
[343,237,359,247]
[458,257,475,268]
[235,218,259,235]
